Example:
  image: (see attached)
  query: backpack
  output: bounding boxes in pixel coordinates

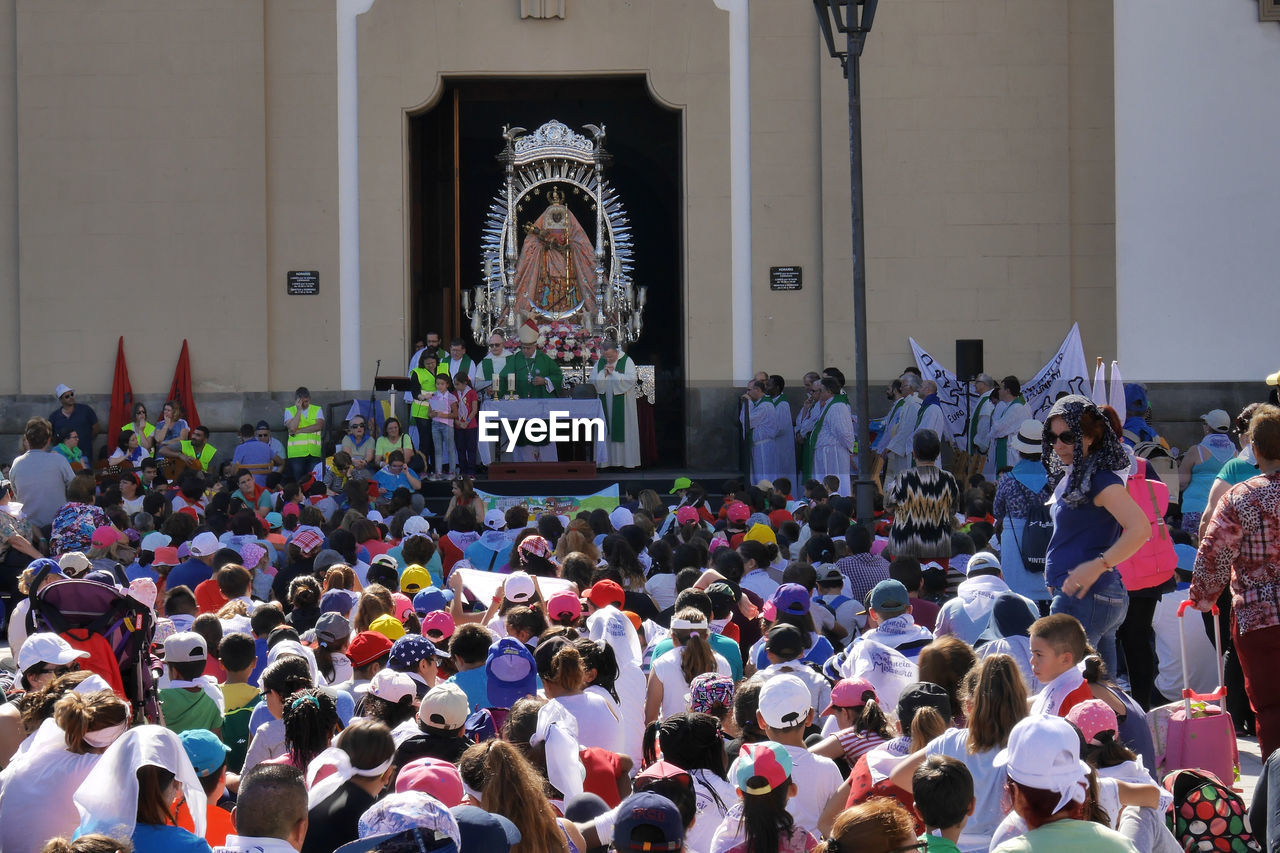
[1162,768,1261,853]
[1008,482,1052,573]
[1116,465,1176,591]
[221,693,262,774]
[1126,434,1181,505]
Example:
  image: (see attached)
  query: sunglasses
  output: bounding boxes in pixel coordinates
[350,422,365,428]
[60,393,74,399]
[1048,429,1077,445]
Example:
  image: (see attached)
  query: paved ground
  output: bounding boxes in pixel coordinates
[1239,733,1263,805]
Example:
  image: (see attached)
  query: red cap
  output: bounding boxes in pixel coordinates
[347,630,393,668]
[587,580,625,609]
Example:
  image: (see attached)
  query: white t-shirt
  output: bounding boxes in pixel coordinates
[552,691,624,754]
[645,573,678,611]
[727,743,841,834]
[740,569,780,602]
[650,646,731,721]
[688,769,738,853]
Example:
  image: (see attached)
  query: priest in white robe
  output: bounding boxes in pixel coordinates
[882,374,923,482]
[592,339,641,469]
[766,375,796,486]
[475,331,509,399]
[984,375,1030,477]
[812,377,855,496]
[741,379,776,483]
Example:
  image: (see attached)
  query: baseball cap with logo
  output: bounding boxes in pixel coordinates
[861,579,910,617]
[503,571,536,604]
[733,741,794,795]
[485,637,538,709]
[483,509,506,531]
[418,682,470,731]
[163,631,208,663]
[400,566,432,595]
[347,631,394,668]
[189,532,221,558]
[756,674,813,729]
[587,579,625,609]
[613,791,685,852]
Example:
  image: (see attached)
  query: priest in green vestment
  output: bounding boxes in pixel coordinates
[591,339,640,469]
[498,320,565,461]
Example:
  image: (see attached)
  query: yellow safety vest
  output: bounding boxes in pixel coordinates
[123,422,155,438]
[179,440,216,471]
[410,368,437,420]
[285,405,322,458]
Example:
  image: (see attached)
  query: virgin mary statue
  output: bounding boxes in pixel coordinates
[512,186,599,317]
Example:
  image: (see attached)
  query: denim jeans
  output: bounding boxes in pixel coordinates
[432,421,456,475]
[1051,568,1129,677]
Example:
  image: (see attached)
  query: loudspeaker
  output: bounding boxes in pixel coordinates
[955,339,984,381]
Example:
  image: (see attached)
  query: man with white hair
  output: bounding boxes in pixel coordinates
[914,379,953,450]
[591,339,640,469]
[475,331,509,399]
[881,372,923,482]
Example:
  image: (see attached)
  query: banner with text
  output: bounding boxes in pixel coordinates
[910,324,1091,444]
[473,484,620,517]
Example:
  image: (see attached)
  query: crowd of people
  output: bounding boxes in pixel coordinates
[0,362,1277,853]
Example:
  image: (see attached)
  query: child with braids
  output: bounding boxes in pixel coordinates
[269,687,340,771]
[709,741,817,853]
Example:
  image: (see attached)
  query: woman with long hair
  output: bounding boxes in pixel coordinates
[533,638,623,755]
[916,636,977,726]
[502,696,633,809]
[554,528,599,564]
[445,477,487,523]
[457,739,587,853]
[708,740,816,853]
[74,725,210,853]
[0,689,129,853]
[642,712,735,853]
[108,430,148,470]
[645,609,730,724]
[890,654,1028,847]
[302,720,396,853]
[352,584,394,634]
[1041,395,1149,678]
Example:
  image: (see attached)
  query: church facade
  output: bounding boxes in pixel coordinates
[0,0,1274,467]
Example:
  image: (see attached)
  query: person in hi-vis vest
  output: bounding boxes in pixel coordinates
[284,385,325,483]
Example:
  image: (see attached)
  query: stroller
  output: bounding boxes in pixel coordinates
[25,560,160,723]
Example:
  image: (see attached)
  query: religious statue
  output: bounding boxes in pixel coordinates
[512,186,598,317]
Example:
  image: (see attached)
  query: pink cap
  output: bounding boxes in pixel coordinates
[391,592,415,622]
[91,525,125,548]
[395,757,464,806]
[675,506,699,525]
[282,501,301,518]
[1065,698,1119,745]
[421,610,455,639]
[546,591,583,622]
[726,502,750,523]
[870,537,889,556]
[152,546,181,567]
[821,678,878,715]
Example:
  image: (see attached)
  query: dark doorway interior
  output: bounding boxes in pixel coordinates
[408,76,685,465]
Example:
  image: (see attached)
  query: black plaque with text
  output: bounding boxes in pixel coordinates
[287,270,319,295]
[769,266,802,291]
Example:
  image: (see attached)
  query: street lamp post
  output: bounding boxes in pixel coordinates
[813,0,879,528]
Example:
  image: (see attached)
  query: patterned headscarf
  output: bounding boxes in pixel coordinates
[687,673,736,715]
[1041,395,1129,508]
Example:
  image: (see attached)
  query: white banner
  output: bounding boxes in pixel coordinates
[450,567,575,609]
[910,324,1091,443]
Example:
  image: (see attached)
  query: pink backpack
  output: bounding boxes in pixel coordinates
[1116,463,1176,591]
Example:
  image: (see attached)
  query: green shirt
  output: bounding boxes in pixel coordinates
[498,350,564,399]
[158,687,224,734]
[922,834,961,853]
[1216,456,1260,487]
[991,819,1138,853]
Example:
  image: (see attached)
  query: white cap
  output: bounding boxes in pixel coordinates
[757,674,813,729]
[189,532,221,558]
[609,507,634,530]
[402,515,432,539]
[17,632,90,673]
[504,571,536,604]
[418,682,472,730]
[140,532,172,553]
[484,509,506,531]
[1202,409,1232,433]
[367,510,386,524]
[966,551,1002,575]
[995,715,1091,813]
[58,551,92,578]
[163,631,208,663]
[54,383,73,399]
[368,669,416,705]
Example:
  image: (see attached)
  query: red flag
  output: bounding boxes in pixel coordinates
[167,340,200,428]
[107,336,134,441]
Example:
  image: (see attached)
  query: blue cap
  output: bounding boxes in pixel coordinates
[451,805,521,853]
[613,792,684,852]
[414,586,455,615]
[321,588,358,615]
[389,635,446,672]
[1175,543,1198,572]
[484,638,538,709]
[179,729,230,777]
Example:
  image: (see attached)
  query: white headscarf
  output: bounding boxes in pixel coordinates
[74,725,207,841]
[586,603,642,667]
[533,699,584,799]
[270,639,321,685]
[305,745,395,808]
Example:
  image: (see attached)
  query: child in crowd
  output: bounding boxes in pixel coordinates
[809,678,894,769]
[158,632,224,737]
[710,741,819,853]
[164,585,199,633]
[911,755,975,853]
[1028,613,1094,717]
[218,631,262,772]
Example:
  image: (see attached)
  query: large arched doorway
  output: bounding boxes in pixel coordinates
[408,76,686,465]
